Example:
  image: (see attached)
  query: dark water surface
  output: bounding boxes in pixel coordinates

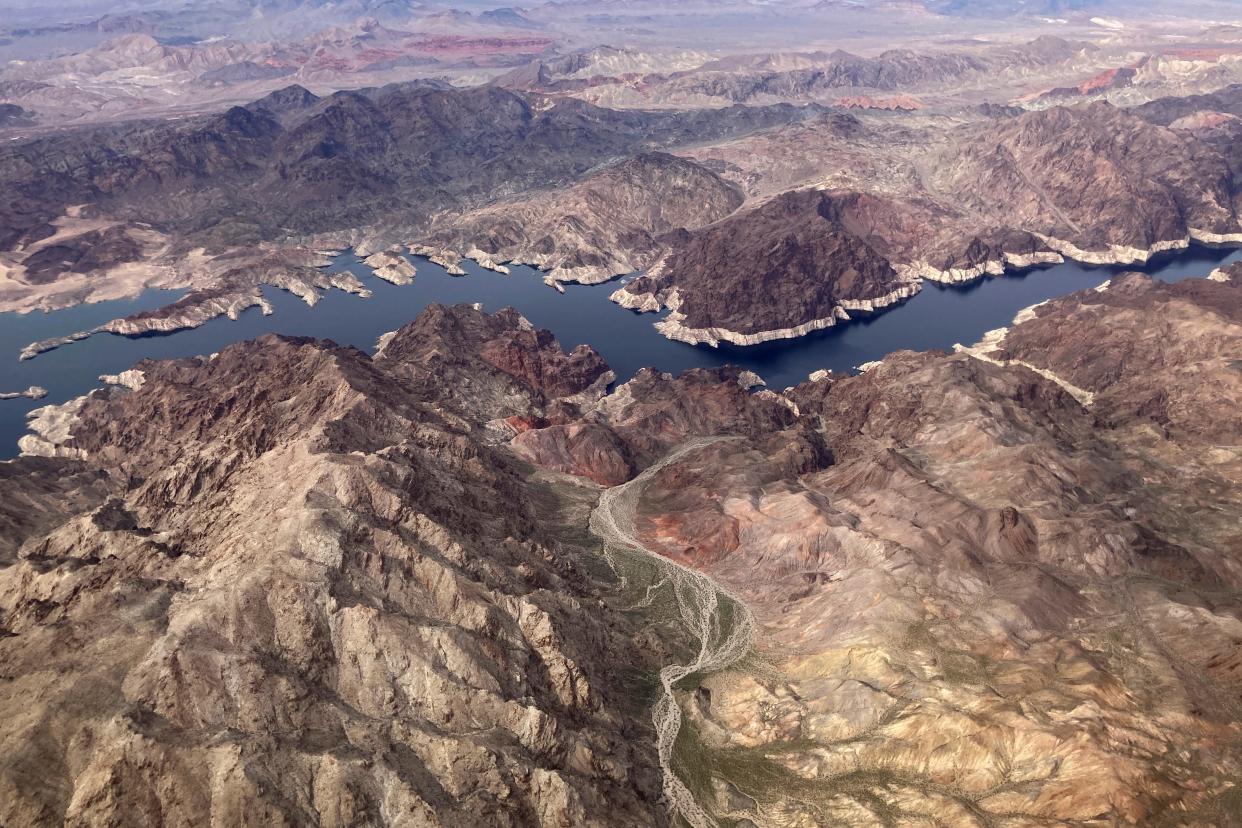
[2,243,1241,459]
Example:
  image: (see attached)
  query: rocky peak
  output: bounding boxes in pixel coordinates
[376,303,613,420]
[246,84,322,118]
[0,309,672,826]
[623,188,909,337]
[510,364,811,485]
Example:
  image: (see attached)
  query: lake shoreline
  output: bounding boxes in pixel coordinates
[3,241,1242,459]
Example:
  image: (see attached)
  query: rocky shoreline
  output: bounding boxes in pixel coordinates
[17,393,89,458]
[953,307,1097,407]
[361,249,417,285]
[899,233,1239,288]
[18,232,1242,367]
[13,223,1242,369]
[899,250,1066,284]
[0,385,47,401]
[18,288,275,361]
[13,249,376,362]
[648,282,922,347]
[614,232,1242,346]
[1037,233,1194,266]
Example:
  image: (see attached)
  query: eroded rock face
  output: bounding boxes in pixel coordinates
[374,304,615,422]
[994,271,1242,446]
[0,305,669,827]
[0,457,112,565]
[423,152,745,286]
[512,273,1242,825]
[511,365,811,485]
[617,190,917,342]
[934,102,1242,253]
[4,282,1242,826]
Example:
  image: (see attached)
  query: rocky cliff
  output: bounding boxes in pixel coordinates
[420,153,745,286]
[0,306,672,826]
[4,276,1242,825]
[0,83,815,315]
[614,189,919,344]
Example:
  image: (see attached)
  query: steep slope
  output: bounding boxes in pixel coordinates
[420,152,745,285]
[0,84,810,255]
[614,189,920,345]
[0,307,672,827]
[932,101,1242,254]
[3,276,1242,824]
[0,83,817,316]
[513,272,1242,824]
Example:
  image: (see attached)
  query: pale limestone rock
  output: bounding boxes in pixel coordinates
[0,385,47,401]
[363,249,416,285]
[98,369,145,391]
[374,330,398,357]
[651,283,919,348]
[18,393,91,457]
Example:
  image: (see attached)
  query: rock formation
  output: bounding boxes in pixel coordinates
[422,153,744,286]
[0,386,47,401]
[518,272,1242,824]
[0,305,671,826]
[613,189,921,344]
[362,249,417,285]
[4,279,1241,824]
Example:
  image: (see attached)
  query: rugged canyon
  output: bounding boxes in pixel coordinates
[3,267,1241,825]
[5,3,1242,825]
[10,20,1242,349]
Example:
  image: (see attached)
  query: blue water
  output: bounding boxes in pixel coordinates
[2,243,1240,460]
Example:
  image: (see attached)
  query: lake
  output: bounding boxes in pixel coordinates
[2,243,1240,460]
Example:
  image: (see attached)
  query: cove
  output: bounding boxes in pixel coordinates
[2,242,1241,460]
